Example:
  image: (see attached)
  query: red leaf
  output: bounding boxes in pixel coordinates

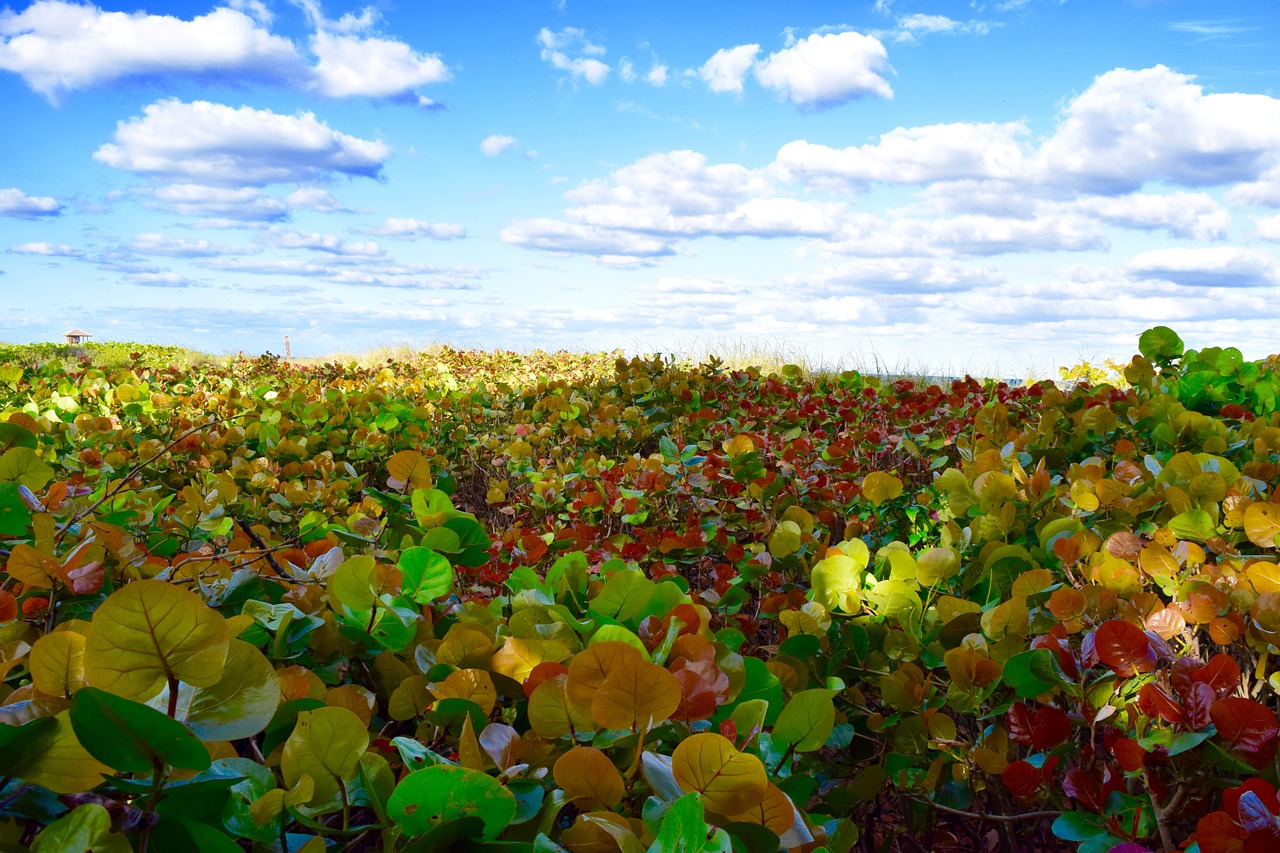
[1113,737,1147,772]
[1185,682,1216,731]
[1093,620,1156,677]
[1063,766,1104,812]
[1212,698,1280,756]
[1137,683,1186,724]
[1007,702,1036,746]
[1031,707,1073,751]
[1196,811,1248,853]
[1193,653,1243,701]
[1001,760,1044,800]
[1224,779,1280,821]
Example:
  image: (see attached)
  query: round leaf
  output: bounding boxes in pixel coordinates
[388,764,516,839]
[84,580,230,702]
[553,746,625,810]
[671,732,767,817]
[591,659,681,732]
[281,706,369,805]
[185,639,282,741]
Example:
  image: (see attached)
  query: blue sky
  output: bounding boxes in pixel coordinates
[2,0,1279,371]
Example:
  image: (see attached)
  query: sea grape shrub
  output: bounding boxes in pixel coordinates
[1,329,1280,852]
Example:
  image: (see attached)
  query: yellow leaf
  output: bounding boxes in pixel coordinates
[458,712,487,772]
[1245,503,1280,549]
[386,450,433,491]
[727,781,795,834]
[1248,562,1280,596]
[528,673,592,739]
[437,624,496,668]
[554,746,625,811]
[251,775,315,826]
[491,637,570,685]
[388,675,435,721]
[722,435,755,458]
[591,660,681,732]
[768,521,802,558]
[567,641,644,710]
[281,707,369,805]
[671,732,767,816]
[437,669,497,716]
[18,711,111,794]
[83,580,230,702]
[916,548,959,587]
[861,472,903,507]
[4,544,59,589]
[29,631,86,698]
[561,812,641,853]
[326,685,376,727]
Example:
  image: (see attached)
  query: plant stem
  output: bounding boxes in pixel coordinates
[166,675,179,719]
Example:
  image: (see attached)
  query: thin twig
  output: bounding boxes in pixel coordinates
[909,796,1061,823]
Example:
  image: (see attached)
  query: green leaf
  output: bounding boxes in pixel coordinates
[0,717,58,776]
[399,547,454,603]
[388,764,517,840]
[0,481,32,536]
[771,688,839,753]
[1001,649,1061,699]
[69,687,211,772]
[30,803,127,853]
[652,793,709,853]
[0,447,53,490]
[1138,326,1184,365]
[184,639,281,741]
[1051,811,1106,842]
[1169,509,1217,543]
[0,423,37,453]
[589,568,655,624]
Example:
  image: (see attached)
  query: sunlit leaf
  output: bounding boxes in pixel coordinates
[591,659,681,732]
[671,732,767,816]
[388,764,516,839]
[281,706,369,805]
[83,579,230,702]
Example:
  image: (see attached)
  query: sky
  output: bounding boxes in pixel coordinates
[2,0,1279,373]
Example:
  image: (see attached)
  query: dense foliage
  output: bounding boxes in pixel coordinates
[1,327,1279,853]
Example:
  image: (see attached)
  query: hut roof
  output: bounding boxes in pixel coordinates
[64,329,92,337]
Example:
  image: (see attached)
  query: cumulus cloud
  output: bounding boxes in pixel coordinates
[126,271,200,287]
[0,187,60,217]
[753,32,892,107]
[1127,247,1280,288]
[1037,65,1280,194]
[130,233,254,257]
[285,187,351,213]
[773,122,1029,189]
[364,218,467,240]
[1076,192,1231,240]
[152,184,289,221]
[0,1,450,103]
[1254,214,1280,240]
[481,134,517,156]
[537,27,609,85]
[309,29,449,99]
[500,219,676,266]
[8,242,83,257]
[698,44,759,95]
[94,99,390,186]
[0,2,302,101]
[261,227,384,257]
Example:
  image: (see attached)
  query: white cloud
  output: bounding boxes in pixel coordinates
[753,32,892,107]
[126,271,199,288]
[0,1,450,103]
[309,29,448,99]
[1127,247,1280,288]
[646,63,668,86]
[1077,192,1231,240]
[130,233,252,257]
[900,14,961,34]
[94,99,390,186]
[8,242,82,257]
[698,44,759,95]
[1254,214,1280,240]
[364,218,467,240]
[152,184,289,221]
[1038,65,1280,194]
[0,2,302,101]
[481,134,517,156]
[774,122,1028,189]
[500,219,675,265]
[262,228,384,257]
[537,27,609,85]
[285,187,350,213]
[619,58,636,83]
[0,187,60,217]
